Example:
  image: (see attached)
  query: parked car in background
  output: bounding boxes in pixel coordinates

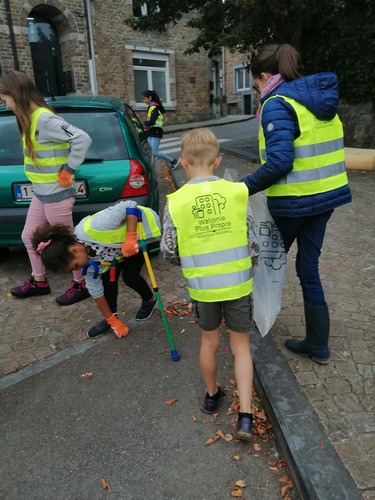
[0,96,159,260]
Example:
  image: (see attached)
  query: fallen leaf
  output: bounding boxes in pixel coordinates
[232,455,240,461]
[281,484,289,496]
[229,379,237,386]
[320,442,324,449]
[230,486,243,497]
[202,418,210,424]
[99,477,112,493]
[235,480,246,488]
[269,466,278,471]
[112,351,120,356]
[279,475,289,483]
[81,371,93,379]
[179,328,186,334]
[216,429,226,439]
[212,412,220,418]
[254,443,261,451]
[204,434,221,446]
[164,398,177,406]
[192,415,198,422]
[224,433,234,442]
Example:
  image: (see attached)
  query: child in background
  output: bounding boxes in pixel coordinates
[142,90,179,169]
[32,201,160,338]
[161,128,258,441]
[0,70,92,305]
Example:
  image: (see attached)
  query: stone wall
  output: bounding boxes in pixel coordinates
[339,102,375,149]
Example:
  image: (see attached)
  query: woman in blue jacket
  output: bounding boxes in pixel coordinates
[242,44,352,364]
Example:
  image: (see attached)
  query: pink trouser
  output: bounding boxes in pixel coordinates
[21,196,83,281]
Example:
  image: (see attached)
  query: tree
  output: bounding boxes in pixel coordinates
[128,0,375,103]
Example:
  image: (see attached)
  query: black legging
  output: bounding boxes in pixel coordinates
[101,252,153,312]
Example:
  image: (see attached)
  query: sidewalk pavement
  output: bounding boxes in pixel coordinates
[0,114,374,499]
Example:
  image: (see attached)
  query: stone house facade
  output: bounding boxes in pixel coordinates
[0,0,234,125]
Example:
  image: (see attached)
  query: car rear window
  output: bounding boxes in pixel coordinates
[0,108,127,166]
[58,109,128,161]
[0,114,23,165]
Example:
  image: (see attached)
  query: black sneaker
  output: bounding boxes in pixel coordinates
[236,416,254,442]
[136,297,157,321]
[170,158,180,170]
[87,319,112,338]
[55,281,90,306]
[11,276,51,298]
[202,387,225,414]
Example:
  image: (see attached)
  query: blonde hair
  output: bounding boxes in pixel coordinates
[180,128,219,168]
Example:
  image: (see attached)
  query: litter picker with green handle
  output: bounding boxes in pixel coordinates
[133,208,180,362]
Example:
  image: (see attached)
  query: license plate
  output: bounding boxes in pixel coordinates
[13,180,88,201]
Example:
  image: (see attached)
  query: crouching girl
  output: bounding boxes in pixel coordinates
[32,201,161,338]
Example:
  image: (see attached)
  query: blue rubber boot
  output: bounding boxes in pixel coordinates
[285,302,330,364]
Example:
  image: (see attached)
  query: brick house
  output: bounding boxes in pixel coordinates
[1,0,255,124]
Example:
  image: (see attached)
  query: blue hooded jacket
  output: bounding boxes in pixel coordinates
[242,73,352,217]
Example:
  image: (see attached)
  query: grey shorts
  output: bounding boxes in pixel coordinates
[192,294,253,332]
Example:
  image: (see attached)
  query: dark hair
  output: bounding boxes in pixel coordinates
[251,44,302,82]
[0,70,54,163]
[142,89,165,114]
[31,223,77,272]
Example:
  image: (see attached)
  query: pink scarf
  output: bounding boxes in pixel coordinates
[256,73,285,123]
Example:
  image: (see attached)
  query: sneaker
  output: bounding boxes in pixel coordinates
[87,319,112,338]
[236,416,253,442]
[55,280,90,306]
[170,158,180,169]
[136,296,157,321]
[11,276,51,298]
[202,387,225,414]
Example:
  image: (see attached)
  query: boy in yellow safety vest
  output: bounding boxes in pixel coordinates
[161,128,259,442]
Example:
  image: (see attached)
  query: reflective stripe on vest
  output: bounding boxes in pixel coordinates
[23,107,70,184]
[168,180,252,302]
[259,95,349,197]
[83,205,161,245]
[148,103,164,128]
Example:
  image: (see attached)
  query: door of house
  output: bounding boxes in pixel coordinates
[28,16,65,96]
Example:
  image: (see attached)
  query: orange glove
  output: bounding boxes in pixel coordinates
[58,168,73,188]
[107,314,129,338]
[121,232,139,257]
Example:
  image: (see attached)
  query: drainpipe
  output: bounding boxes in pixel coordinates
[5,0,19,70]
[83,0,98,95]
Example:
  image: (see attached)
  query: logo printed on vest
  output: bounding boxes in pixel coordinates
[191,193,232,237]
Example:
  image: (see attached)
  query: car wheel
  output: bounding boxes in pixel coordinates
[0,247,10,262]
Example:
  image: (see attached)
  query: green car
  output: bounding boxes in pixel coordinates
[0,96,159,258]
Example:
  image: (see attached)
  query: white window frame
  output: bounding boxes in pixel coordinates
[234,65,251,92]
[133,51,171,105]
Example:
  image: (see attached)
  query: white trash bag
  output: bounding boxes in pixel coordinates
[250,192,287,336]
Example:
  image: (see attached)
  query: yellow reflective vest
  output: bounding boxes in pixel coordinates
[147,104,164,128]
[83,205,161,245]
[259,95,349,197]
[168,180,253,302]
[23,107,70,184]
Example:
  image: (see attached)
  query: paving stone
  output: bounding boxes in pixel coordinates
[347,460,375,490]
[295,370,320,386]
[323,376,352,394]
[358,433,375,456]
[334,441,365,464]
[346,412,375,433]
[352,350,375,364]
[358,364,374,378]
[332,393,363,413]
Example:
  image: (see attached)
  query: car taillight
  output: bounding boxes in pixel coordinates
[119,159,150,198]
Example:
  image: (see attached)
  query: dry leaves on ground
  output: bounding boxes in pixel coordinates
[164,398,178,406]
[99,477,112,493]
[163,300,193,318]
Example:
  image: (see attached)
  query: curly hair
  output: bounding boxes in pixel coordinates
[31,224,77,272]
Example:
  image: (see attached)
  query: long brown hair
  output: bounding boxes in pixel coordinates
[0,70,54,163]
[251,44,302,82]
